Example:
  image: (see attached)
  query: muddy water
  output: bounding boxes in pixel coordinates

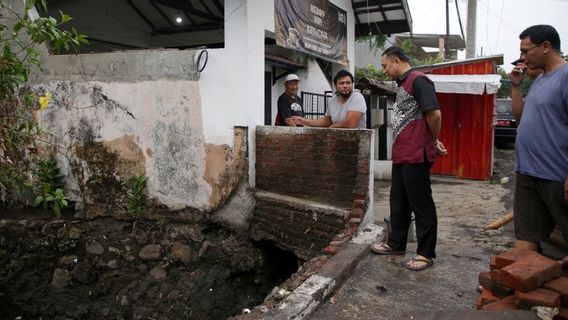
[0,218,299,320]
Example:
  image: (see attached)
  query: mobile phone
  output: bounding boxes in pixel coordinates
[511,58,523,66]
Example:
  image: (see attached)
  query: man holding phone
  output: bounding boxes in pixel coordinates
[509,24,568,252]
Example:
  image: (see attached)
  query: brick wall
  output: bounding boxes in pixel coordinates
[251,192,348,260]
[252,126,372,260]
[255,126,371,209]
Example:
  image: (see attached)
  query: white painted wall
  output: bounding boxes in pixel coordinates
[199,0,275,187]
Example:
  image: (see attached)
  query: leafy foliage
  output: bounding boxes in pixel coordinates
[354,40,443,83]
[124,175,148,220]
[0,0,86,210]
[356,34,387,55]
[355,64,388,83]
[32,156,68,217]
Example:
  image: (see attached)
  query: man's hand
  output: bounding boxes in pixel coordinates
[284,117,298,126]
[510,63,527,87]
[436,140,448,156]
[292,116,308,126]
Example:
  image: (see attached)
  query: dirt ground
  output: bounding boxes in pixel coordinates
[310,145,540,320]
[371,145,518,253]
[0,217,298,320]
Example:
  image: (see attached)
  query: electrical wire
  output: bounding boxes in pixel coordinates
[455,0,465,41]
[493,0,505,52]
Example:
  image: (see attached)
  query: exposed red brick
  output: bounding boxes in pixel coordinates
[480,295,517,311]
[479,271,492,288]
[475,295,483,310]
[351,199,365,210]
[348,208,363,220]
[497,254,563,292]
[481,289,500,305]
[323,246,338,256]
[556,307,568,320]
[348,218,361,226]
[490,250,541,270]
[479,271,514,298]
[544,277,568,307]
[515,288,561,309]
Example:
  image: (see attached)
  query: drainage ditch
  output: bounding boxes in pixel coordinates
[0,217,302,320]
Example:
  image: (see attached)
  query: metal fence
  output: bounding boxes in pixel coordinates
[301,91,332,119]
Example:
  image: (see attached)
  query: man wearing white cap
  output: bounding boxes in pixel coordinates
[277,74,304,126]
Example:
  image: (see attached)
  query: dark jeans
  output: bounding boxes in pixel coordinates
[387,161,438,259]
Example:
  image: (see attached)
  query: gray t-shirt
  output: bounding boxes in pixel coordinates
[325,91,367,129]
[516,63,568,183]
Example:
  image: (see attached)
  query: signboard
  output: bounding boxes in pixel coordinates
[275,0,348,65]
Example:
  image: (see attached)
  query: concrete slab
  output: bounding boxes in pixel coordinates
[309,243,526,320]
[261,243,370,320]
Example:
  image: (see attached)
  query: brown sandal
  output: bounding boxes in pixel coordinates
[406,257,434,271]
[371,243,405,255]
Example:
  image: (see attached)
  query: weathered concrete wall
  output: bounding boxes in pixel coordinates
[34,78,248,217]
[252,126,373,259]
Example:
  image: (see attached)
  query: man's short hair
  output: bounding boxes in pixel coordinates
[519,25,561,51]
[333,69,354,85]
[382,46,410,63]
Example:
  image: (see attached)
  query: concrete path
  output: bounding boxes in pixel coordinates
[309,174,540,320]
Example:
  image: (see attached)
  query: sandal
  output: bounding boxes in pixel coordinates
[371,243,405,255]
[406,256,434,271]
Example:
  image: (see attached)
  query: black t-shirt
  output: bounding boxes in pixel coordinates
[277,93,304,126]
[412,76,439,112]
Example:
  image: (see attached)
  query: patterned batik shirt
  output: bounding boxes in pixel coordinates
[392,70,440,164]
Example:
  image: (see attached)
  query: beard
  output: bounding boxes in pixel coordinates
[338,91,352,99]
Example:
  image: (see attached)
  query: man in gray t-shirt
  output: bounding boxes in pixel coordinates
[294,70,366,129]
[509,24,568,252]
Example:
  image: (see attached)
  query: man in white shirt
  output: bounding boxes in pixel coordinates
[294,70,366,129]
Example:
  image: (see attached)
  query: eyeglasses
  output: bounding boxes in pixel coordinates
[520,44,541,55]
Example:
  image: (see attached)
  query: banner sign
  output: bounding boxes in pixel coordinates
[275,0,348,65]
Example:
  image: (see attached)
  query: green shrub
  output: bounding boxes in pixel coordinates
[124,175,148,219]
[0,0,86,208]
[32,156,68,218]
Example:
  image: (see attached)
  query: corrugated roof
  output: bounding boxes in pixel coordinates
[352,0,412,37]
[412,54,505,73]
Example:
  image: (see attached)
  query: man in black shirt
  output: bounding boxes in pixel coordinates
[277,74,304,126]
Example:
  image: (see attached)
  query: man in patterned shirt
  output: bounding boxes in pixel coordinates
[371,46,447,272]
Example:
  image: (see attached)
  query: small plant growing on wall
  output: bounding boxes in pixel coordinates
[32,156,69,218]
[124,175,148,220]
[0,0,86,208]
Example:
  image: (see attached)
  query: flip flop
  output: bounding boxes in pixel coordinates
[406,257,434,271]
[371,243,405,255]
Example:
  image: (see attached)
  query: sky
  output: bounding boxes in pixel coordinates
[406,0,568,70]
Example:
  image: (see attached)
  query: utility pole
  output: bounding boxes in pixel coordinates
[445,0,450,60]
[466,0,477,58]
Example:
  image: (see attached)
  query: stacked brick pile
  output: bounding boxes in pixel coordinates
[476,250,568,319]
